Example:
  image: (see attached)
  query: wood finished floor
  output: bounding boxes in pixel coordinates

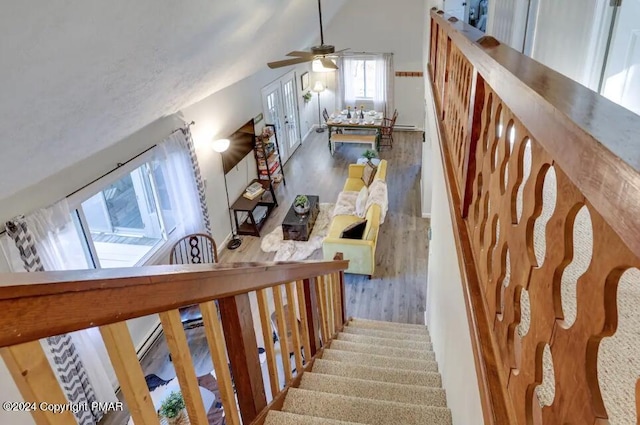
[220,129,430,324]
[100,130,430,425]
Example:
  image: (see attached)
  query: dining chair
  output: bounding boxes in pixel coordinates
[324,108,342,134]
[169,233,218,331]
[379,112,398,149]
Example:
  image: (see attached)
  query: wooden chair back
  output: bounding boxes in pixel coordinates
[322,108,330,122]
[169,233,218,265]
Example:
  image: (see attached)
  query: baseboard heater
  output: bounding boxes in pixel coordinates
[394,124,420,131]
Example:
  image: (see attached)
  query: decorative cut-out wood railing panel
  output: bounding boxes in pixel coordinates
[0,258,348,425]
[429,8,640,425]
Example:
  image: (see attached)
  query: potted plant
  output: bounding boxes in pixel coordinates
[294,195,310,215]
[302,91,313,103]
[362,149,379,165]
[159,391,186,425]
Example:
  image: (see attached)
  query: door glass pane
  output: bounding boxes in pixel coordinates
[82,166,163,268]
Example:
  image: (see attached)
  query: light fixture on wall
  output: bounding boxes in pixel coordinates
[313,81,326,133]
[212,138,242,250]
[312,58,337,73]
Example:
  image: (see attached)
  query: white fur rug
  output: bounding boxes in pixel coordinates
[260,203,335,261]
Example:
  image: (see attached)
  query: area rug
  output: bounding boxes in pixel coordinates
[261,203,335,261]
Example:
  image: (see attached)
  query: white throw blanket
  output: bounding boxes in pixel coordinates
[333,180,388,223]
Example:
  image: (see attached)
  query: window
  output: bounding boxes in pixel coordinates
[351,59,377,99]
[76,158,177,268]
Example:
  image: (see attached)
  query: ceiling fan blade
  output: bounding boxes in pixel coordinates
[320,57,339,70]
[267,57,313,69]
[286,51,315,58]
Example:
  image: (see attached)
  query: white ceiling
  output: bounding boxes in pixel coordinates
[0,0,345,200]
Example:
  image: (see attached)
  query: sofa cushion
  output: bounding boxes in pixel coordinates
[344,178,365,192]
[362,162,377,186]
[340,220,367,239]
[374,160,388,181]
[328,215,367,239]
[355,187,368,217]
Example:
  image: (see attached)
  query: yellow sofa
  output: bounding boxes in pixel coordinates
[322,160,388,277]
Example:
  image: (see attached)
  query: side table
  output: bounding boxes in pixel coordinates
[230,179,278,237]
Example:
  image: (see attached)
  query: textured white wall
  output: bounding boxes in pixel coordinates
[425,80,483,424]
[324,0,426,128]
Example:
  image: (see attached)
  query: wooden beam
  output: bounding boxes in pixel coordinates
[159,310,208,425]
[295,280,312,362]
[100,323,158,424]
[272,285,292,384]
[218,294,267,423]
[1,341,77,425]
[285,282,304,373]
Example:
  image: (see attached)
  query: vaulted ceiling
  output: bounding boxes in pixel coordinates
[0,0,346,200]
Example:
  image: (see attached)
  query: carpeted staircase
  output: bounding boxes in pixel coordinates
[264,318,453,425]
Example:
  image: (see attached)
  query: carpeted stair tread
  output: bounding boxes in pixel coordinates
[343,324,431,342]
[349,318,430,333]
[283,388,452,425]
[337,332,433,351]
[264,410,362,425]
[313,359,442,387]
[322,349,439,372]
[300,372,448,407]
[330,339,436,361]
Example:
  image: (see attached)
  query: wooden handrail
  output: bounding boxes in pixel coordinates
[430,9,640,425]
[430,10,640,259]
[0,259,348,347]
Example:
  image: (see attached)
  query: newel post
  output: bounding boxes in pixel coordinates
[334,253,347,325]
[218,294,267,423]
[303,277,322,356]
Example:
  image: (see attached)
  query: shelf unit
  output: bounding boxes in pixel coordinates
[255,123,286,187]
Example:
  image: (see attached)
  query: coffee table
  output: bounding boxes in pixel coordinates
[282,195,319,241]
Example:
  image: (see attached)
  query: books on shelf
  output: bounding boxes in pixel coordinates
[243,187,265,200]
[246,181,263,194]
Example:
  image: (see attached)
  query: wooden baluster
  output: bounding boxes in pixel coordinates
[315,274,330,343]
[218,294,267,424]
[272,285,292,383]
[326,274,336,336]
[296,279,312,361]
[159,310,209,425]
[332,272,343,331]
[1,341,78,425]
[285,281,304,373]
[255,289,280,397]
[338,270,347,325]
[304,277,322,356]
[200,301,241,425]
[100,323,159,425]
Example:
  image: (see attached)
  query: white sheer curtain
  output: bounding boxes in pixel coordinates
[155,132,206,236]
[21,199,118,405]
[340,57,357,108]
[374,53,394,117]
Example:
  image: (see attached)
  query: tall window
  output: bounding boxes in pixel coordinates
[75,157,177,268]
[351,59,377,99]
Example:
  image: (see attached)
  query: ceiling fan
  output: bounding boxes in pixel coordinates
[267,0,348,70]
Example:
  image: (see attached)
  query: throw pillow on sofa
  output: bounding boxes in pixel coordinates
[340,220,367,239]
[362,162,377,186]
[355,186,368,217]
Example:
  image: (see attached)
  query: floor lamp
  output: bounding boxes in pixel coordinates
[212,138,242,250]
[313,81,325,133]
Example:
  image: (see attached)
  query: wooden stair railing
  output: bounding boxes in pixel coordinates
[429,8,640,425]
[0,255,348,425]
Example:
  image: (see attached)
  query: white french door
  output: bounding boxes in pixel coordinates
[601,0,640,116]
[261,71,302,164]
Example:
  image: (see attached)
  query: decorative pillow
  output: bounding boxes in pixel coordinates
[362,162,378,186]
[355,186,368,217]
[340,220,367,239]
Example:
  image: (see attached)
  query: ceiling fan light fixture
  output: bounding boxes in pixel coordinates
[312,59,337,73]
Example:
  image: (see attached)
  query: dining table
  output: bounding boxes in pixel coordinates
[325,110,385,151]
